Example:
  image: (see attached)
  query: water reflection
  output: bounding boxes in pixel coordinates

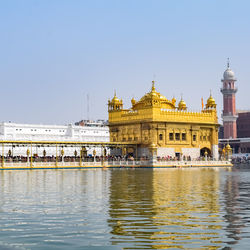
[0,168,250,249]
[108,168,235,249]
[0,170,111,249]
[222,168,250,248]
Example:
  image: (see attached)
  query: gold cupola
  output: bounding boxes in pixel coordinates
[131,97,136,105]
[178,97,187,111]
[206,93,216,109]
[225,143,231,151]
[171,96,176,106]
[131,97,136,107]
[108,91,123,111]
[150,80,157,97]
[131,81,176,110]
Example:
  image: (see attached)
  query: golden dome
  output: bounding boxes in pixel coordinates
[132,81,176,110]
[206,93,216,109]
[131,97,136,106]
[112,94,120,103]
[172,97,176,104]
[178,98,187,110]
[225,143,231,150]
[207,95,215,106]
[108,91,123,111]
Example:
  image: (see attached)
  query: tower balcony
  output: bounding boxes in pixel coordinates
[220,87,238,94]
[221,113,238,122]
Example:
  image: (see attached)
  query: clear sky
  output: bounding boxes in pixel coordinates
[1,0,250,125]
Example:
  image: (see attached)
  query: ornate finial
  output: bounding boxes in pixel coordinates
[178,94,187,110]
[153,73,156,83]
[131,96,136,106]
[151,80,156,91]
[227,58,230,68]
[114,90,116,97]
[172,95,176,105]
[181,93,183,100]
[210,89,212,97]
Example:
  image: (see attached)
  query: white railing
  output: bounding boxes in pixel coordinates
[0,160,232,169]
[154,160,231,166]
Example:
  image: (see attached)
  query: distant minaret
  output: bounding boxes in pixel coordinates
[220,59,238,139]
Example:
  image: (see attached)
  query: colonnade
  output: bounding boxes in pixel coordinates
[0,140,137,167]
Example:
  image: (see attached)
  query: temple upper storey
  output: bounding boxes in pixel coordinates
[108,81,218,125]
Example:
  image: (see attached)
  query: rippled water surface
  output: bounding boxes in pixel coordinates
[0,167,250,249]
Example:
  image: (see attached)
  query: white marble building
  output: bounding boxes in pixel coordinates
[0,120,110,157]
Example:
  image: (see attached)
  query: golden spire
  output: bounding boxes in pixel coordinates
[151,80,156,91]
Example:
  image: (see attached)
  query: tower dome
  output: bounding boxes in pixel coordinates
[223,68,235,80]
[223,59,236,81]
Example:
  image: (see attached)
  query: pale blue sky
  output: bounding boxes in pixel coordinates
[0,0,250,124]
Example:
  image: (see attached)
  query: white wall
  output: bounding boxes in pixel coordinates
[0,122,109,142]
[0,121,110,157]
[157,147,175,157]
[181,148,200,159]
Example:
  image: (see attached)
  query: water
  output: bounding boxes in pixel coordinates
[0,167,250,249]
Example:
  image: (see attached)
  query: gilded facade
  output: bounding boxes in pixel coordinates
[108,82,219,159]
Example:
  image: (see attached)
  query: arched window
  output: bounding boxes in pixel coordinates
[175,133,180,140]
[169,133,173,140]
[159,134,163,140]
[182,133,186,140]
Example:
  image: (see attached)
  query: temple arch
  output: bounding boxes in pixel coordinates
[200,147,211,157]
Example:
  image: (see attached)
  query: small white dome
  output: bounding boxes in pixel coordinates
[223,68,235,80]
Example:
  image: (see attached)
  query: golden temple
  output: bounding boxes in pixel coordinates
[108,81,219,160]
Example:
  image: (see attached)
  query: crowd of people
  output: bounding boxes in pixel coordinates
[231,155,250,164]
[0,154,217,163]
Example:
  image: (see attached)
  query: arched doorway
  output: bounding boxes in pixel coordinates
[200,147,211,157]
[127,147,135,157]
